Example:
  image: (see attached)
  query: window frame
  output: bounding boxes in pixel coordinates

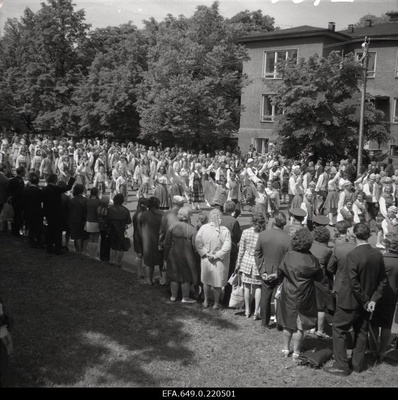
[263,49,298,79]
[393,97,398,124]
[261,94,276,122]
[355,51,377,78]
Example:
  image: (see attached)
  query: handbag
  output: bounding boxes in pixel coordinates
[122,237,131,251]
[228,271,240,287]
[297,348,333,368]
[228,273,245,309]
[124,224,134,239]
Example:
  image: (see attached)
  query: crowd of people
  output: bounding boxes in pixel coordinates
[1,132,398,385]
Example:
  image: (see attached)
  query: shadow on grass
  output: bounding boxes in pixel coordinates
[0,237,239,387]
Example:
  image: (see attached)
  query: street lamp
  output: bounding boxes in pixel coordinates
[357,36,370,178]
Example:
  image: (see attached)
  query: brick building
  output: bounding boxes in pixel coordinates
[237,12,398,157]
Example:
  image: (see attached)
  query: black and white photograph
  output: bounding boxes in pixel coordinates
[0,0,398,390]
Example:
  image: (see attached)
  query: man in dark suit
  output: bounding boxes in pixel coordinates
[324,223,387,376]
[254,211,291,329]
[221,201,242,307]
[42,173,75,255]
[22,172,44,248]
[0,163,10,220]
[8,167,26,237]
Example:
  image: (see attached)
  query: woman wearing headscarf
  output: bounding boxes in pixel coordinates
[108,193,132,268]
[164,207,200,303]
[132,197,148,280]
[277,228,324,360]
[195,208,232,309]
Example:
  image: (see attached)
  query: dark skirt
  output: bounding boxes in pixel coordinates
[189,178,204,203]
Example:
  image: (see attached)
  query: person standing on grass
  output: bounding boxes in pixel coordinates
[22,172,43,249]
[277,228,323,360]
[42,173,75,255]
[309,226,334,339]
[132,197,148,279]
[85,187,101,260]
[140,196,164,285]
[254,211,291,329]
[368,232,398,362]
[324,223,387,376]
[195,208,232,310]
[235,210,266,320]
[97,195,111,262]
[220,201,242,308]
[108,193,132,268]
[164,207,200,303]
[68,184,89,255]
[8,166,26,237]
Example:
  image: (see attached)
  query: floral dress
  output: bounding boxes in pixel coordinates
[236,226,262,286]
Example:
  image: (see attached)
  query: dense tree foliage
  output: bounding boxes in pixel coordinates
[271,52,390,161]
[0,1,274,147]
[352,12,391,28]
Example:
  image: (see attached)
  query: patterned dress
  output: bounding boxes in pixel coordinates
[236,226,262,285]
[189,171,204,203]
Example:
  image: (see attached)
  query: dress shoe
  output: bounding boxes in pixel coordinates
[323,364,352,376]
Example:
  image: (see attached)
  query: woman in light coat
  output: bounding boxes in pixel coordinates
[195,208,232,310]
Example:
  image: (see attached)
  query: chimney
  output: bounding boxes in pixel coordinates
[365,19,373,27]
[328,21,336,31]
[348,24,354,33]
[386,11,398,21]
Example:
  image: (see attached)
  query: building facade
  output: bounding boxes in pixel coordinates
[237,13,398,158]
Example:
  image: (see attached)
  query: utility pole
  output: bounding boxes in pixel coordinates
[357,36,370,178]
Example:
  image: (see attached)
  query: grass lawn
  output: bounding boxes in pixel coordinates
[1,233,397,389]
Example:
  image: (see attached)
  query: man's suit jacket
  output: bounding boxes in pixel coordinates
[0,172,10,204]
[22,184,43,220]
[336,243,387,310]
[327,240,356,295]
[254,227,291,276]
[42,177,75,222]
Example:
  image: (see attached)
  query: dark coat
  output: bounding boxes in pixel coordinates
[140,208,164,266]
[164,221,200,284]
[254,227,291,276]
[327,240,356,295]
[42,177,75,222]
[0,172,9,204]
[220,213,241,256]
[336,244,387,310]
[22,184,43,221]
[68,195,88,240]
[277,251,323,330]
[132,208,146,255]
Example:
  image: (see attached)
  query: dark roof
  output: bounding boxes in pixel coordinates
[339,22,398,39]
[238,25,350,43]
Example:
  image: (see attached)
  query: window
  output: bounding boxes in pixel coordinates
[264,49,298,79]
[396,51,398,78]
[393,98,398,124]
[261,94,277,122]
[356,51,377,78]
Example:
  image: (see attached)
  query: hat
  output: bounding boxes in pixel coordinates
[290,208,307,218]
[343,181,352,187]
[369,174,376,180]
[247,158,254,164]
[313,215,330,226]
[172,195,186,205]
[388,206,398,214]
[383,177,393,184]
[305,189,313,196]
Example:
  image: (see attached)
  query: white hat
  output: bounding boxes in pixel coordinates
[247,158,254,164]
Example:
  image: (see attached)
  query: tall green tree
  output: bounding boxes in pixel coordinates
[0,0,91,136]
[271,51,390,161]
[74,23,148,140]
[137,1,274,149]
[352,12,390,28]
